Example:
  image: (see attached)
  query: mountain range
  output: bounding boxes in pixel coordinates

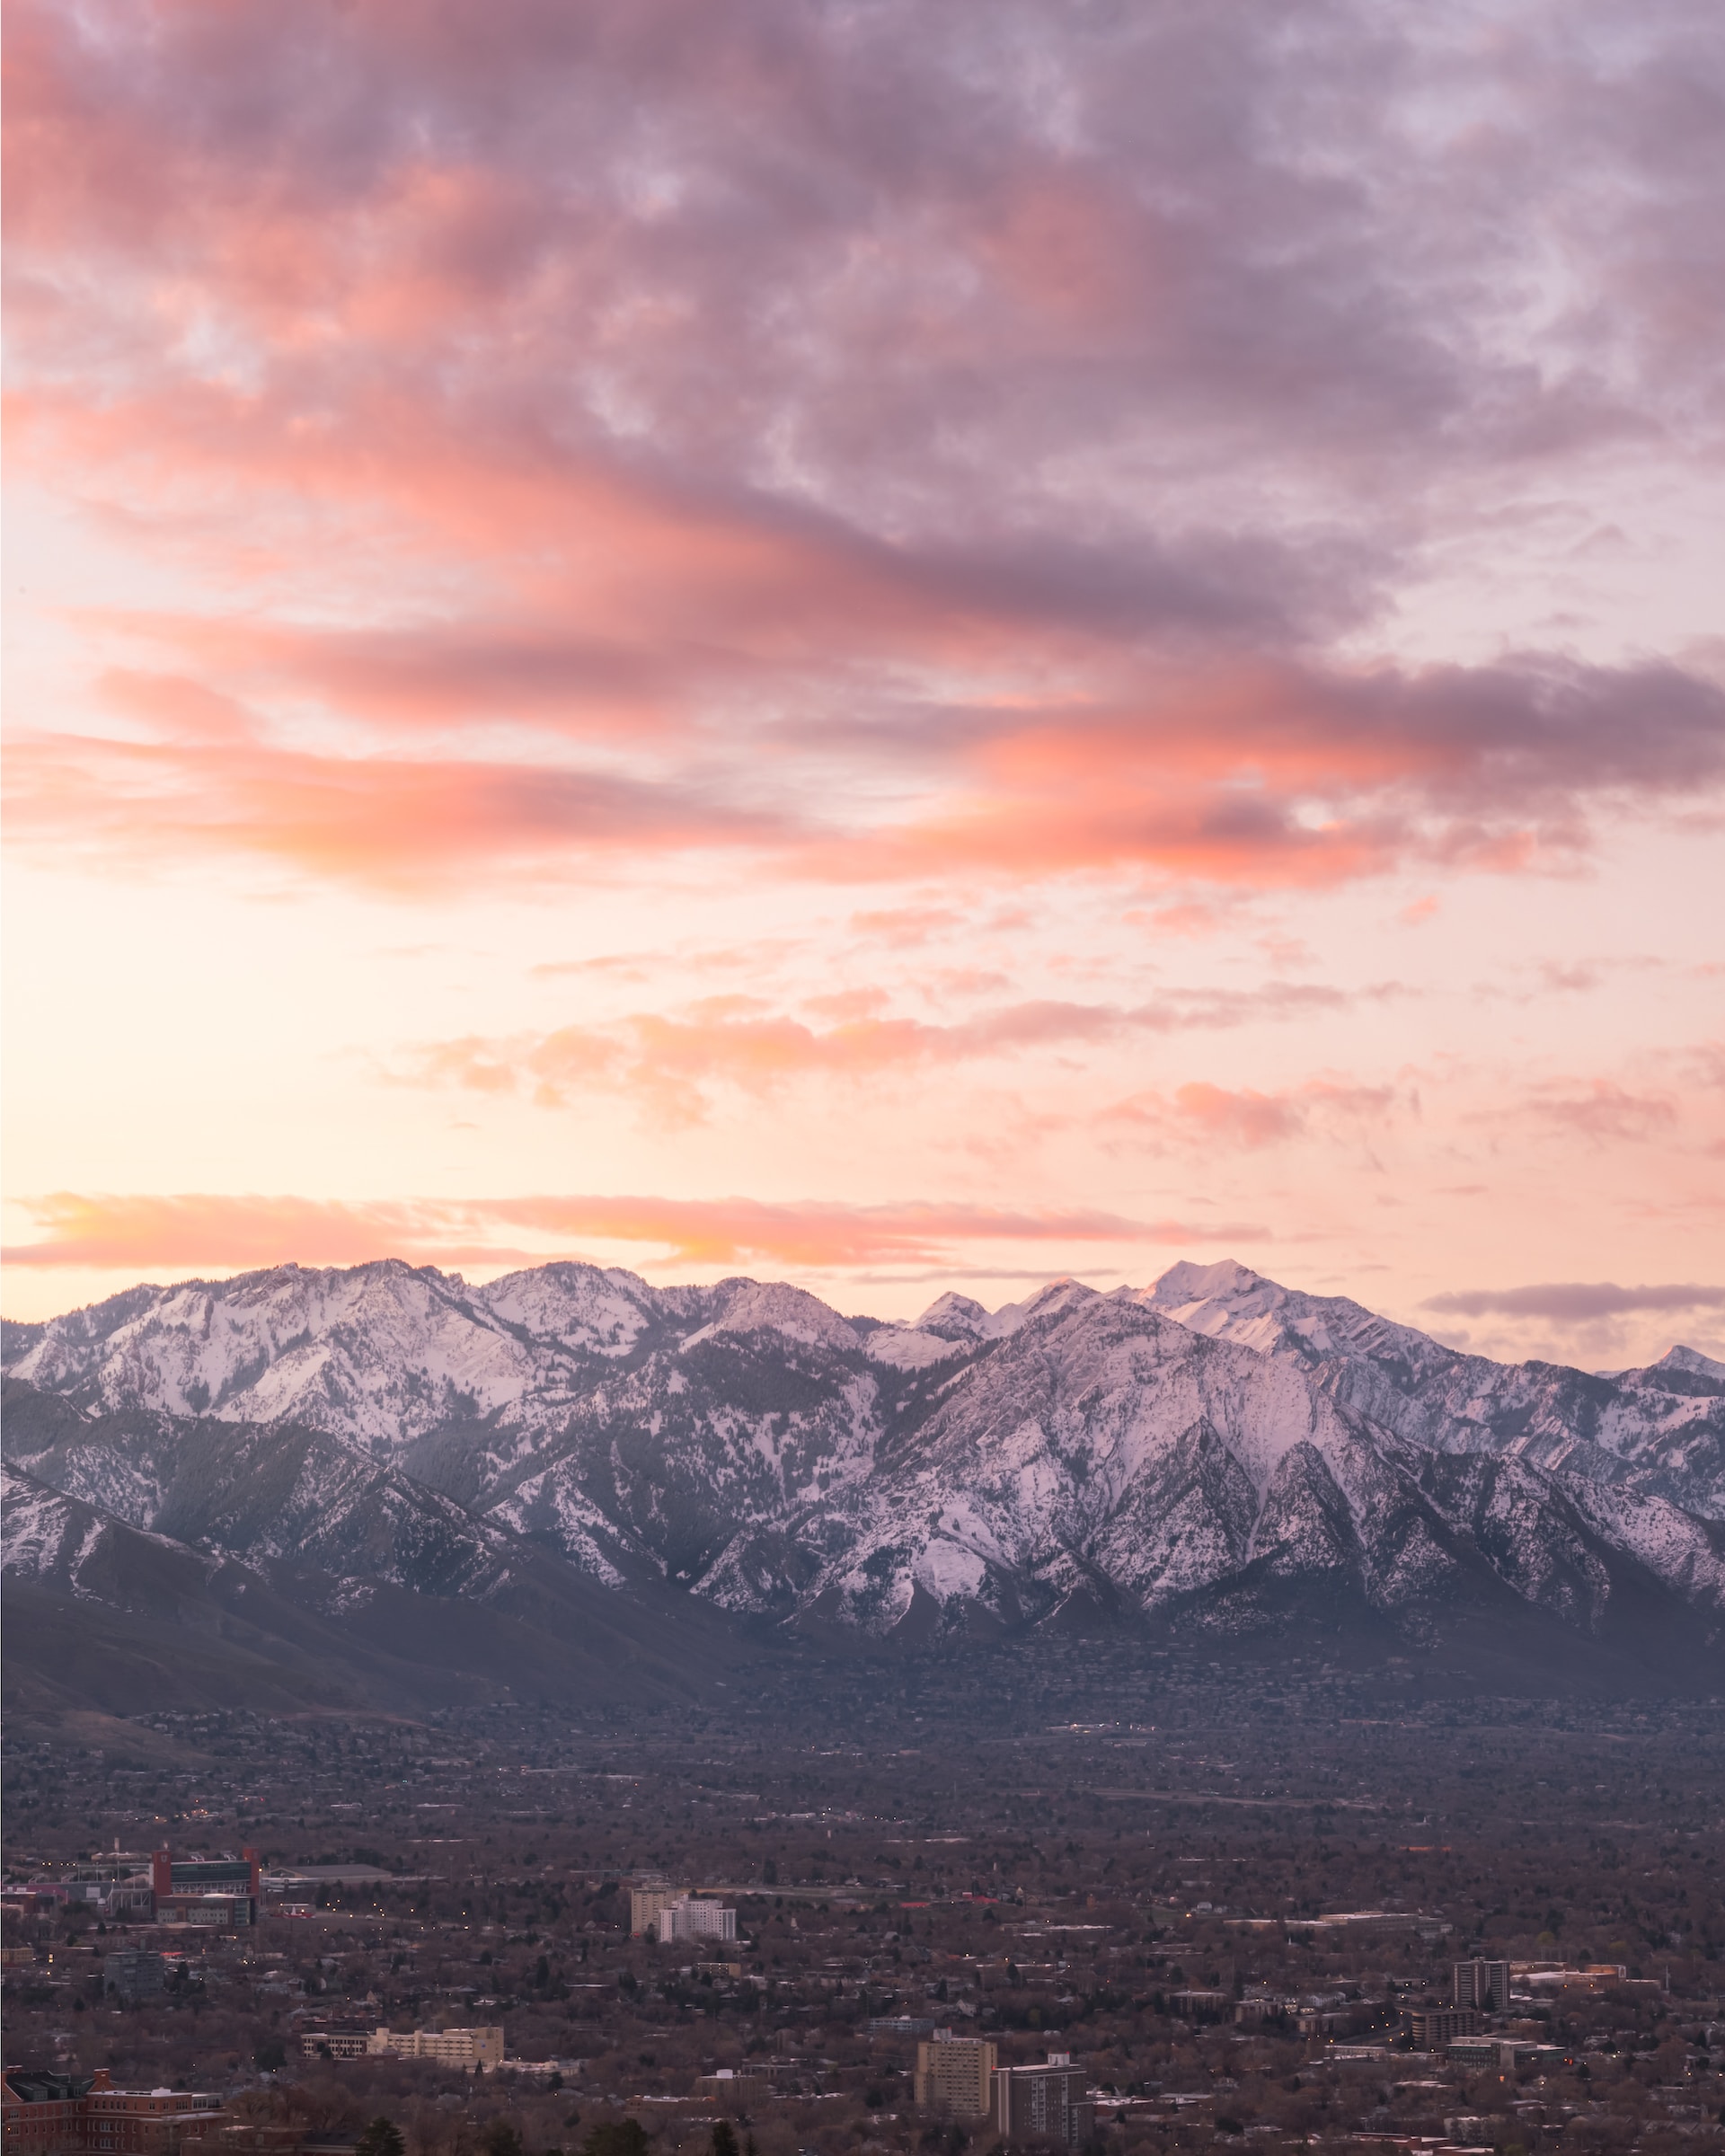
[4,1256,1724,1720]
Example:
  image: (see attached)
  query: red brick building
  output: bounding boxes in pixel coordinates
[3,2071,225,2156]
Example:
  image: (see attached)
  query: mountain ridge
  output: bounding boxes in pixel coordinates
[5,1257,1724,1706]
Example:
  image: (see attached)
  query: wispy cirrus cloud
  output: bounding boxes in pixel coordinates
[1,1190,1267,1274]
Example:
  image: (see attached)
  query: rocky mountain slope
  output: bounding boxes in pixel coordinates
[5,1259,1724,1692]
[1142,1259,1725,1515]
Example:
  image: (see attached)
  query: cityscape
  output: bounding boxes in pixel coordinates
[5,1671,1723,2156]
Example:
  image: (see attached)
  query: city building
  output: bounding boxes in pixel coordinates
[992,2056,1093,2145]
[694,2071,771,2100]
[629,1886,688,1938]
[1405,2007,1484,2050]
[296,2031,371,2062]
[1169,1990,1229,2019]
[3,2070,224,2156]
[654,1899,737,1943]
[1446,2038,1548,2071]
[150,1851,261,1930]
[365,2028,504,2071]
[102,1954,165,2003]
[914,2034,998,2116]
[1453,1960,1511,2013]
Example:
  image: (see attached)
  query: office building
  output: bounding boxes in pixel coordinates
[1447,2038,1542,2072]
[654,1899,737,1943]
[993,2056,1092,2145]
[914,2034,997,2116]
[1453,1960,1510,2013]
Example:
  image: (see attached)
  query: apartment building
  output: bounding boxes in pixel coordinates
[654,1899,737,1943]
[913,2034,997,2116]
[1453,1960,1511,2012]
[993,2056,1093,2145]
[1405,2006,1484,2050]
[629,1886,687,1937]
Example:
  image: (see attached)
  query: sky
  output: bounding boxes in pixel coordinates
[4,0,1723,1368]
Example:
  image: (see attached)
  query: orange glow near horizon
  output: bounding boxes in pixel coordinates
[4,0,1722,1372]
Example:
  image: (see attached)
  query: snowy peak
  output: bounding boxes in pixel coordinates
[911,1292,999,1342]
[1648,1345,1725,1385]
[478,1260,660,1356]
[1135,1259,1454,1380]
[677,1277,865,1357]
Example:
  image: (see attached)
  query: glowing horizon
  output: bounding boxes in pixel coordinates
[5,0,1722,1371]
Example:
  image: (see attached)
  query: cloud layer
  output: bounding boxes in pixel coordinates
[1422,1281,1725,1323]
[9,0,1725,893]
[2,1191,1267,1275]
[5,0,1722,1349]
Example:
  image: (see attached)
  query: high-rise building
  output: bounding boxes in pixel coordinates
[654,1899,738,1943]
[913,2034,997,2116]
[993,2056,1092,2144]
[629,1886,688,1937]
[1453,1960,1511,2013]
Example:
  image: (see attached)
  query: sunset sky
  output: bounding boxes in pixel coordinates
[5,0,1723,1366]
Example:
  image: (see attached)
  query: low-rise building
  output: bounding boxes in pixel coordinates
[1446,2037,1542,2071]
[914,2034,997,2116]
[366,2028,503,2071]
[694,2071,771,2101]
[296,2032,371,2062]
[1405,2006,1483,2050]
[1169,1990,1229,2019]
[3,2069,225,2156]
[102,1954,165,2003]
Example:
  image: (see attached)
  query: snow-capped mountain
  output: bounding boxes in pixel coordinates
[4,1258,1724,1684]
[1140,1259,1725,1515]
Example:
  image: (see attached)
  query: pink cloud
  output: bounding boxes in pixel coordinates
[2,1189,1268,1274]
[403,983,1378,1124]
[1101,1077,1399,1152]
[7,0,1725,898]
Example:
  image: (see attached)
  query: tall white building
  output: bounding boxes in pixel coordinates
[655,1898,738,1943]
